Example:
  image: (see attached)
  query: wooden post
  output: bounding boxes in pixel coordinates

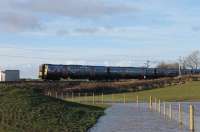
[178,103,183,126]
[189,104,195,132]
[136,96,139,106]
[158,99,161,113]
[169,104,172,120]
[154,98,157,111]
[123,94,126,104]
[149,96,152,110]
[101,92,104,104]
[163,102,166,119]
[49,91,51,96]
[93,92,95,104]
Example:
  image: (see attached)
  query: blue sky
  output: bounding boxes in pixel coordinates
[0,0,200,78]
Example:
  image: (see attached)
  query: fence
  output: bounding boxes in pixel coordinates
[49,91,200,132]
[150,100,200,132]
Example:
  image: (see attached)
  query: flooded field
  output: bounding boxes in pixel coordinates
[89,103,200,132]
[169,102,200,131]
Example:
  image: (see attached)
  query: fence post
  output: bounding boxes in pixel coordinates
[158,99,161,113]
[163,102,166,119]
[189,104,195,132]
[93,92,95,104]
[149,96,152,110]
[101,92,104,104]
[169,104,172,120]
[154,98,157,111]
[136,96,139,106]
[123,94,126,104]
[49,90,51,97]
[178,103,183,126]
[48,90,50,96]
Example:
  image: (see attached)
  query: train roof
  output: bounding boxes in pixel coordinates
[42,64,193,70]
[42,64,147,69]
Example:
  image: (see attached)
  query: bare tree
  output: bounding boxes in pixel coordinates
[157,61,179,69]
[184,50,200,69]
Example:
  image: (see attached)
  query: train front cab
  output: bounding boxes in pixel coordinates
[39,64,50,80]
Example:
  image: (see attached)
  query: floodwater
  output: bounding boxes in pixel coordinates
[169,102,200,131]
[89,103,191,132]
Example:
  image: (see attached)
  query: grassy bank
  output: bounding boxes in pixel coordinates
[126,81,200,102]
[69,81,200,102]
[0,85,105,132]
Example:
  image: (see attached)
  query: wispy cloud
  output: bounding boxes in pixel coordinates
[0,0,138,32]
[0,0,42,32]
[74,27,100,34]
[18,0,138,17]
[0,12,42,32]
[192,26,200,32]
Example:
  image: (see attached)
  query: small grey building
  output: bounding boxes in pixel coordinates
[0,70,5,81]
[5,70,20,81]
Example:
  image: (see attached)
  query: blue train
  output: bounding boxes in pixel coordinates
[39,64,200,80]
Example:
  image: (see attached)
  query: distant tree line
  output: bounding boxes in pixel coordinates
[157,50,200,69]
[157,62,179,69]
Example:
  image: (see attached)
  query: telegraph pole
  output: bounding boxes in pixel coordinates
[144,60,150,79]
[144,60,150,68]
[178,56,182,77]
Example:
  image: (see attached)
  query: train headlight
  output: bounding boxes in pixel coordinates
[44,65,48,76]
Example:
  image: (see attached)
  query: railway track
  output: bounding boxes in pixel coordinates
[0,75,199,93]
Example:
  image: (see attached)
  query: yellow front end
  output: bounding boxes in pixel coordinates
[39,64,48,79]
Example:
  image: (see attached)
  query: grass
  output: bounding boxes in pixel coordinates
[69,81,200,102]
[1,80,199,131]
[0,85,105,132]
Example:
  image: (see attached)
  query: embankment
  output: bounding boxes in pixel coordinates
[0,85,105,132]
